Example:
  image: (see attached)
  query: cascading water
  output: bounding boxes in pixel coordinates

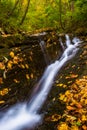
[0,34,82,130]
[39,40,50,65]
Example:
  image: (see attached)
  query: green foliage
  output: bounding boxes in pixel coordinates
[0,0,87,33]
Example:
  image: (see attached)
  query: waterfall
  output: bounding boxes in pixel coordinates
[0,35,82,130]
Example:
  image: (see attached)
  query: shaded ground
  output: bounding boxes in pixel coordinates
[0,32,87,130]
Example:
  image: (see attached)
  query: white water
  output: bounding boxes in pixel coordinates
[39,40,50,65]
[0,35,82,130]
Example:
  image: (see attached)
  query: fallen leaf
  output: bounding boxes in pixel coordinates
[0,62,5,70]
[7,61,13,69]
[66,106,75,111]
[0,88,9,96]
[13,79,20,83]
[26,74,30,80]
[81,115,87,122]
[0,77,3,84]
[57,122,69,130]
[0,100,5,104]
[9,51,14,58]
[30,73,33,78]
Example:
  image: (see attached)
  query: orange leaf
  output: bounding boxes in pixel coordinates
[66,106,75,111]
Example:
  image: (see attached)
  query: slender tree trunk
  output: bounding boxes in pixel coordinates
[8,0,20,16]
[59,0,65,30]
[20,0,30,25]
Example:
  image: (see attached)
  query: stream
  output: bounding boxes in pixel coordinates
[0,34,83,130]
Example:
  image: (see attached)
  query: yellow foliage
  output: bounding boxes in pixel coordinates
[0,62,5,70]
[51,114,61,121]
[25,64,29,69]
[13,79,20,83]
[7,61,13,69]
[20,64,25,69]
[59,94,65,101]
[29,56,32,61]
[30,73,33,78]
[81,115,87,121]
[66,106,75,111]
[57,123,69,130]
[70,126,79,130]
[9,51,14,58]
[13,56,19,64]
[26,74,30,80]
[82,125,87,130]
[0,88,10,96]
[0,100,5,104]
[67,81,72,84]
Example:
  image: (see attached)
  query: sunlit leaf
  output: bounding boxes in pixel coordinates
[66,106,75,111]
[7,61,13,69]
[13,56,19,64]
[67,81,72,84]
[30,73,33,78]
[71,125,79,130]
[81,115,87,121]
[20,64,25,69]
[0,88,9,96]
[9,51,14,58]
[0,100,5,104]
[13,79,20,83]
[57,122,69,130]
[26,74,30,80]
[51,114,61,121]
[29,56,32,61]
[25,64,29,69]
[0,62,5,70]
[59,94,65,101]
[82,125,87,130]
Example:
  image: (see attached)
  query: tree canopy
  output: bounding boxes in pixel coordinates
[0,0,87,33]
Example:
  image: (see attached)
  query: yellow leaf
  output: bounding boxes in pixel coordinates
[71,74,78,78]
[66,106,75,111]
[51,114,61,121]
[81,115,87,121]
[13,79,20,83]
[26,74,30,80]
[71,126,79,130]
[9,51,14,58]
[68,81,72,84]
[25,64,29,69]
[0,88,9,96]
[30,73,33,78]
[7,61,13,69]
[20,64,25,69]
[65,90,71,96]
[13,56,19,64]
[29,56,32,61]
[0,100,5,104]
[0,62,5,70]
[59,94,65,101]
[57,123,69,130]
[85,99,87,105]
[82,125,87,130]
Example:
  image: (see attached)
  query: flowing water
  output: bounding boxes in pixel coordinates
[0,35,82,130]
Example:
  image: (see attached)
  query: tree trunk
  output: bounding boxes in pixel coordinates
[20,0,30,25]
[8,0,20,16]
[59,0,65,30]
